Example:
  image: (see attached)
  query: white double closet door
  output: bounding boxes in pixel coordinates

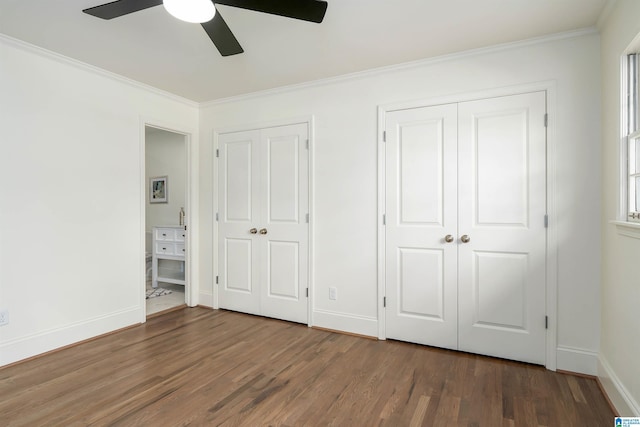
[385,92,547,364]
[217,123,308,324]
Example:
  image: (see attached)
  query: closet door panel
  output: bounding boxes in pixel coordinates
[473,251,528,329]
[475,111,529,226]
[385,104,458,349]
[399,121,445,225]
[259,123,309,324]
[224,238,253,293]
[267,240,300,300]
[397,247,444,319]
[224,139,253,222]
[218,130,261,316]
[458,91,547,365]
[267,134,299,223]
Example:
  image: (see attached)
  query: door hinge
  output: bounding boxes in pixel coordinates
[306,288,309,297]
[544,114,548,128]
[382,214,386,225]
[184,225,187,231]
[306,213,310,223]
[216,212,219,221]
[306,139,309,149]
[383,131,386,142]
[544,214,548,228]
[216,276,219,284]
[383,296,386,307]
[545,315,548,329]
[216,149,219,158]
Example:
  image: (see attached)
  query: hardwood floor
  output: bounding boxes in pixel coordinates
[0,308,615,426]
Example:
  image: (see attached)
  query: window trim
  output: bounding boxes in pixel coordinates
[627,130,640,222]
[611,220,640,239]
[619,53,640,225]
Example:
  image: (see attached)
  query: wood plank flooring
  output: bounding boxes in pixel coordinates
[0,307,615,426]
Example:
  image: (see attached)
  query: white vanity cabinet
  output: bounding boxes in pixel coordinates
[152,226,186,288]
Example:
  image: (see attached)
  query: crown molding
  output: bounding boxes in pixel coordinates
[0,33,199,109]
[200,27,599,108]
[1,26,599,111]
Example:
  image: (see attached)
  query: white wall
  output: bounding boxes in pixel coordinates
[145,127,187,237]
[0,36,198,366]
[598,0,640,416]
[199,32,602,374]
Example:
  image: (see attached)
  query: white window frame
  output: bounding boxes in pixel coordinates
[621,53,640,223]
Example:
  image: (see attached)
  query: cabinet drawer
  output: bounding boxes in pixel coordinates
[155,228,176,241]
[155,242,176,255]
[175,243,186,256]
[175,229,186,242]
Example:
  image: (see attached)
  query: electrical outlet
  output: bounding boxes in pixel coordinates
[329,287,337,300]
[0,309,8,326]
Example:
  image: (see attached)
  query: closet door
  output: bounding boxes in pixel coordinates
[384,91,547,365]
[457,92,547,364]
[218,130,261,316]
[258,123,309,324]
[218,123,309,324]
[385,104,459,349]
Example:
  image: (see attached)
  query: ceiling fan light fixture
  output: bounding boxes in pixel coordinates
[163,0,215,24]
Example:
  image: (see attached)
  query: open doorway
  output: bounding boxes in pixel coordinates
[145,126,188,316]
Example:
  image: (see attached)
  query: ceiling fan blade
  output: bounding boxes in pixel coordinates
[214,0,328,23]
[201,11,244,57]
[83,0,163,20]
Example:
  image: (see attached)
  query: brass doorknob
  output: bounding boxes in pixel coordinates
[249,228,258,234]
[259,228,268,235]
[460,235,470,243]
[444,235,454,243]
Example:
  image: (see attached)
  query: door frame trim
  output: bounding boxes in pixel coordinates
[377,81,558,370]
[212,116,315,327]
[140,117,198,322]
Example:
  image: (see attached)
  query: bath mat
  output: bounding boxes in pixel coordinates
[146,287,172,299]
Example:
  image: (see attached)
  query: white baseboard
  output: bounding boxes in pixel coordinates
[198,291,213,308]
[0,306,141,367]
[312,309,377,337]
[556,345,598,375]
[598,355,640,416]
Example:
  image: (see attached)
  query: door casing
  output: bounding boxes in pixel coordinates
[141,119,197,322]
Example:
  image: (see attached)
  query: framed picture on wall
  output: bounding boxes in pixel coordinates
[150,176,168,203]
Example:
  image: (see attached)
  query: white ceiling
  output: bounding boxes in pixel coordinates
[0,0,609,102]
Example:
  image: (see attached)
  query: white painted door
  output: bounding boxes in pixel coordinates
[218,129,261,316]
[218,123,309,324]
[385,92,547,365]
[257,124,309,324]
[457,92,547,364]
[385,104,459,349]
